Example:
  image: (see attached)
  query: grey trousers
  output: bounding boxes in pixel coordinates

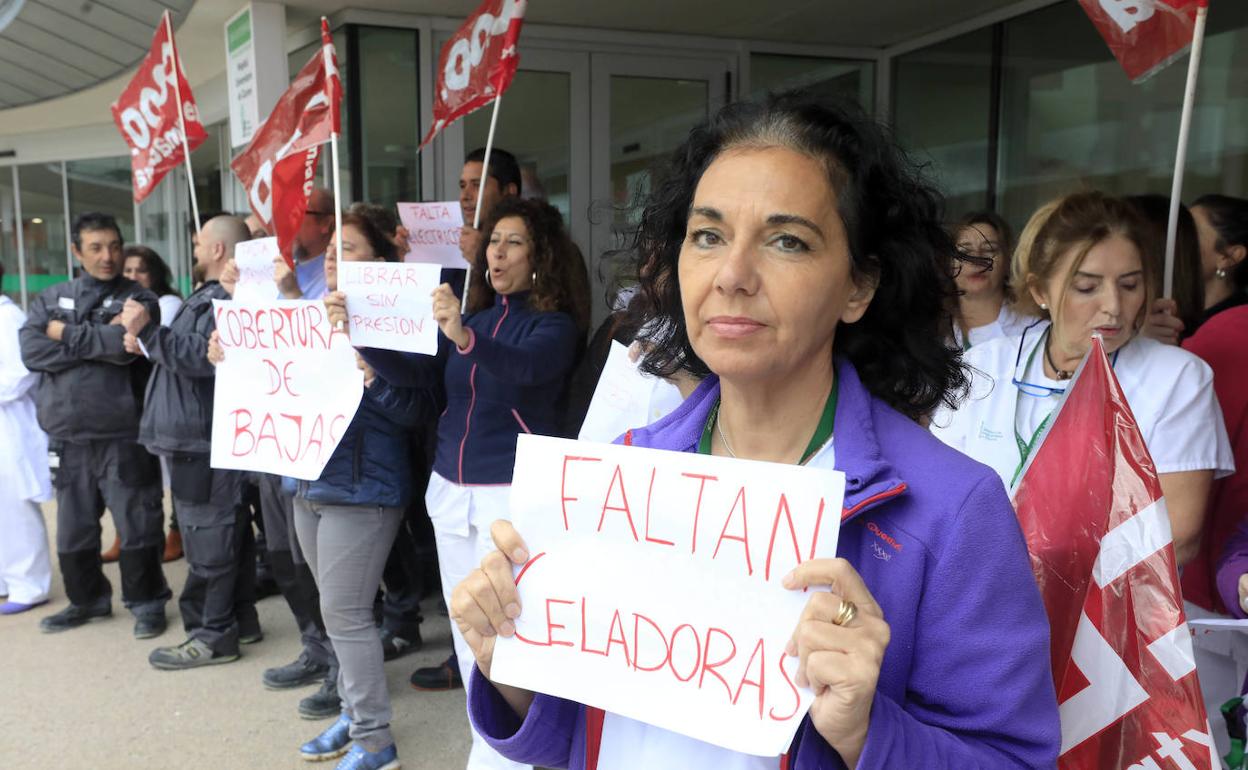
[176,467,246,655]
[293,498,403,752]
[258,474,335,669]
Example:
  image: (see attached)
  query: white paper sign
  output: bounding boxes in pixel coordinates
[397,201,466,268]
[232,236,278,302]
[578,341,685,443]
[490,434,846,757]
[339,261,441,355]
[210,299,364,480]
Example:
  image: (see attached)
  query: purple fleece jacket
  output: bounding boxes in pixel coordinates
[468,358,1061,769]
[1216,521,1248,618]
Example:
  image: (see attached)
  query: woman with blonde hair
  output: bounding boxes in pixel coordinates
[932,190,1234,565]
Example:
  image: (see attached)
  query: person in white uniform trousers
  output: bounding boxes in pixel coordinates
[949,210,1036,350]
[932,191,1235,565]
[0,268,54,614]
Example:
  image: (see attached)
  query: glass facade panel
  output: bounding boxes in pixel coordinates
[191,121,225,218]
[750,53,875,112]
[998,2,1248,229]
[17,162,69,295]
[609,76,708,227]
[358,26,420,210]
[893,29,995,220]
[465,70,572,221]
[0,169,17,303]
[65,157,135,247]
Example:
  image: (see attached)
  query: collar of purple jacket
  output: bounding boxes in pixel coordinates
[622,356,907,522]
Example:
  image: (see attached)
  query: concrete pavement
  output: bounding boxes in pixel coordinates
[0,504,471,769]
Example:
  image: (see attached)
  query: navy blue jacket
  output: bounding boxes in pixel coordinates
[363,291,580,485]
[286,377,437,507]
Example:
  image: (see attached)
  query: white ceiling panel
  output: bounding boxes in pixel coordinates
[0,0,194,109]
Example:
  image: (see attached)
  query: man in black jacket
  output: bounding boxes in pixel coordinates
[124,215,260,669]
[19,212,169,637]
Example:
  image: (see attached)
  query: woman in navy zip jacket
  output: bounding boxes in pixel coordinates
[292,206,438,770]
[326,197,588,770]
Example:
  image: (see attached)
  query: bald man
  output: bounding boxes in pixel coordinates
[121,215,261,669]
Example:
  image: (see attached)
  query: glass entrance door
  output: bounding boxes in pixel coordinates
[590,53,731,324]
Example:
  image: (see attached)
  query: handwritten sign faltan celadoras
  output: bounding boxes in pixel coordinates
[490,434,846,757]
[397,201,466,268]
[209,299,363,481]
[339,261,441,355]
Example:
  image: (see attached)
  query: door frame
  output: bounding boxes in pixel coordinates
[588,51,734,324]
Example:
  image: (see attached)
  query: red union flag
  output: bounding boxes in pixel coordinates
[1078,0,1207,82]
[419,0,526,150]
[110,11,207,203]
[1013,337,1216,770]
[231,19,342,268]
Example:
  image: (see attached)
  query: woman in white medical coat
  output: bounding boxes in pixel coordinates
[932,191,1234,565]
[0,276,53,614]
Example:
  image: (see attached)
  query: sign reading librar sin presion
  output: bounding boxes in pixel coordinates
[340,261,442,355]
[490,434,846,757]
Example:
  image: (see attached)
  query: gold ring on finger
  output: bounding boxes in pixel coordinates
[833,598,858,627]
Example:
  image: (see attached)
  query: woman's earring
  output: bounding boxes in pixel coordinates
[1216,267,1228,279]
[484,269,493,288]
[531,270,537,286]
[1039,302,1048,310]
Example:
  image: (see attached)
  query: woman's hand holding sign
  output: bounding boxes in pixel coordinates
[783,558,890,768]
[432,283,470,350]
[324,291,348,333]
[451,519,535,719]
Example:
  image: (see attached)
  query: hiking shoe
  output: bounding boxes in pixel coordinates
[299,678,341,720]
[149,638,240,671]
[335,743,400,770]
[39,601,111,633]
[299,713,351,761]
[134,613,167,639]
[379,627,422,662]
[264,651,330,690]
[409,656,462,691]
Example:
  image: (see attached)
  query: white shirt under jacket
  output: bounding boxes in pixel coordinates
[930,321,1235,493]
[0,296,52,503]
[951,303,1037,351]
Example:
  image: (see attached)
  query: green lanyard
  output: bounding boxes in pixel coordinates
[699,379,838,464]
[1010,340,1057,487]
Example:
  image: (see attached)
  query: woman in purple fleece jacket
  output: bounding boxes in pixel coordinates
[450,93,1062,769]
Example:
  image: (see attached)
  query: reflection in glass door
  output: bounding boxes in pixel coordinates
[590,54,731,325]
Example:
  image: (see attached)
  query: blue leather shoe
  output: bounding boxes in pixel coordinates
[334,743,400,770]
[300,714,351,761]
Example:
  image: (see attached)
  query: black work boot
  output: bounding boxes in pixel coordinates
[298,678,341,720]
[39,598,112,633]
[263,650,330,690]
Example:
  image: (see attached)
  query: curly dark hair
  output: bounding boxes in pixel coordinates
[466,197,591,334]
[633,91,967,420]
[123,244,180,298]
